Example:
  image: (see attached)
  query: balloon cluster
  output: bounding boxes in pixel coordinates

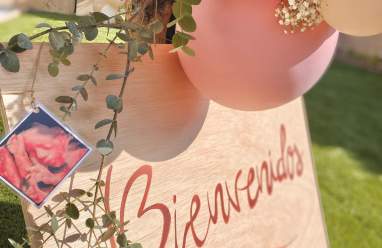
[93,0,381,111]
[178,0,382,110]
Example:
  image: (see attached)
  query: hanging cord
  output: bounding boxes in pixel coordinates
[74,0,78,14]
[30,43,44,111]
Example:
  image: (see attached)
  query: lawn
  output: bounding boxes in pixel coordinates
[1,12,382,248]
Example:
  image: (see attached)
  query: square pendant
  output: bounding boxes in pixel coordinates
[0,103,92,207]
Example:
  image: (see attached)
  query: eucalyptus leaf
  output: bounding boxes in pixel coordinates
[106,95,123,112]
[169,46,183,53]
[102,211,116,227]
[61,42,74,57]
[61,57,71,66]
[91,12,110,23]
[51,192,69,202]
[117,32,130,42]
[178,15,197,32]
[15,33,32,50]
[84,27,98,41]
[149,20,164,34]
[65,203,80,220]
[128,40,138,60]
[172,32,188,48]
[78,16,98,41]
[106,74,125,80]
[72,85,84,91]
[96,139,114,155]
[68,189,86,198]
[8,33,32,52]
[0,49,20,72]
[66,21,82,40]
[117,233,128,247]
[95,119,113,129]
[182,46,195,56]
[48,62,59,77]
[86,218,95,229]
[36,23,52,29]
[138,42,149,55]
[176,31,195,40]
[172,2,192,18]
[49,31,66,51]
[64,233,81,243]
[56,95,74,104]
[77,74,90,81]
[79,87,88,101]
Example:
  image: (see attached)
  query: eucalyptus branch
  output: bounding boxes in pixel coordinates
[61,33,119,120]
[89,46,133,248]
[4,1,200,247]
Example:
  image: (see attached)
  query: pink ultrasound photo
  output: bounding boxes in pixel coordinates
[0,104,92,207]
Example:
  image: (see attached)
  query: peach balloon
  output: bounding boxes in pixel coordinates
[321,0,382,37]
[178,0,338,111]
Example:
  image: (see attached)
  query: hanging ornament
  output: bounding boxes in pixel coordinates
[178,0,338,111]
[320,0,382,37]
[275,0,323,34]
[0,44,92,207]
[0,104,92,207]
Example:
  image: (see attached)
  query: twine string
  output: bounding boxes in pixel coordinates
[30,42,44,111]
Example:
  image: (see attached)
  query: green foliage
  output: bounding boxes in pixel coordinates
[0,1,203,247]
[106,95,123,113]
[168,0,201,55]
[96,139,114,155]
[0,49,20,72]
[65,203,80,220]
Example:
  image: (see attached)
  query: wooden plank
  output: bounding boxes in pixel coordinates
[0,44,328,247]
[19,0,76,14]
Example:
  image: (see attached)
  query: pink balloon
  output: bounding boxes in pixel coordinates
[178,0,339,110]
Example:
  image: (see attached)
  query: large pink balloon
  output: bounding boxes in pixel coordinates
[178,0,339,110]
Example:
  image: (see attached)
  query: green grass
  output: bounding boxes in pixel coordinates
[0,11,115,42]
[1,12,382,248]
[305,62,382,247]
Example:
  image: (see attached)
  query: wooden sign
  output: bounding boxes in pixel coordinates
[19,0,76,14]
[0,44,329,247]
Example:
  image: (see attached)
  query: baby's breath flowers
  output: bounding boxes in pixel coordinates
[275,0,323,34]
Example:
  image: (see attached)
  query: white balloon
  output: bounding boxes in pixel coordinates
[321,0,382,36]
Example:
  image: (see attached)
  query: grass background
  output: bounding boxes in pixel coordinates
[1,12,382,248]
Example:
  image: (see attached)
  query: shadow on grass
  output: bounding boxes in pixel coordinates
[0,192,27,248]
[305,61,382,174]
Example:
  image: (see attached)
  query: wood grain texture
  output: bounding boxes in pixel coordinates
[0,44,328,248]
